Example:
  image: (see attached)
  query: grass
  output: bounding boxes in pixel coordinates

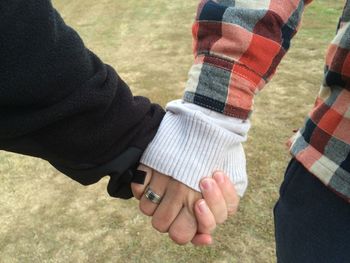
[0,0,345,262]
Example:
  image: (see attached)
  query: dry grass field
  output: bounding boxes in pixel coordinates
[0,0,345,262]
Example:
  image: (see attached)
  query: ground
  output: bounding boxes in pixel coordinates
[0,0,345,262]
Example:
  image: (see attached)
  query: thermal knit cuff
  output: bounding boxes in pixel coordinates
[140,107,248,196]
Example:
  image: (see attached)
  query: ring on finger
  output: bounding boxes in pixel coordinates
[144,186,163,204]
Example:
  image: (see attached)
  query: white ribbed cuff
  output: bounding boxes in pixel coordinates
[140,108,248,196]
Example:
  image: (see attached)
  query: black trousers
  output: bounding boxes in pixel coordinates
[274,159,350,263]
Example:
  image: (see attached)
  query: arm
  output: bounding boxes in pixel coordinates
[0,0,244,246]
[141,0,312,195]
[0,0,165,198]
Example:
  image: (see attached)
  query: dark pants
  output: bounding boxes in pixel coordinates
[274,159,350,263]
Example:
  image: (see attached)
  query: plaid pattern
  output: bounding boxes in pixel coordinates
[184,0,350,201]
[184,0,310,119]
[290,1,350,200]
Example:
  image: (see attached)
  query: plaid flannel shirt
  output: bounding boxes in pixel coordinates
[184,0,350,201]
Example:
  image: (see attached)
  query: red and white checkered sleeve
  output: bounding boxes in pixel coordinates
[140,0,312,195]
[184,0,311,120]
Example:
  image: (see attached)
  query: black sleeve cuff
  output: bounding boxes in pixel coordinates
[50,147,146,199]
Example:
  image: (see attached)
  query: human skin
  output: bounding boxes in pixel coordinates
[132,166,240,246]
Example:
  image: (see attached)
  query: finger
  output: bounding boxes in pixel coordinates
[191,199,216,246]
[168,206,197,245]
[199,178,227,224]
[139,171,170,216]
[212,171,240,216]
[151,180,184,233]
[191,234,213,246]
[131,164,153,200]
[194,199,216,234]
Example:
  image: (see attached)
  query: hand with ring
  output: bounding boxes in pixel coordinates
[131,165,240,246]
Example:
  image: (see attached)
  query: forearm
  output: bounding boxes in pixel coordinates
[141,0,312,195]
[0,0,165,197]
[185,0,311,119]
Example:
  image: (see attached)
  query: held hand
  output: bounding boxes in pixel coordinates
[131,165,240,246]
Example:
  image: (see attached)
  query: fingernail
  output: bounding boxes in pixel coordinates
[200,178,212,191]
[214,172,225,184]
[198,200,209,214]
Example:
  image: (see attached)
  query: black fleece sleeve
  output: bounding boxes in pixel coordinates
[0,0,165,198]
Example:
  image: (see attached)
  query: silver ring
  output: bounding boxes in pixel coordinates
[144,186,162,204]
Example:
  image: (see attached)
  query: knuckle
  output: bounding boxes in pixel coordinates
[227,204,238,216]
[151,217,168,233]
[131,185,143,199]
[169,232,189,245]
[202,221,216,232]
[227,197,240,216]
[197,214,215,231]
[139,202,154,216]
[216,213,228,224]
[169,181,187,196]
[199,223,216,234]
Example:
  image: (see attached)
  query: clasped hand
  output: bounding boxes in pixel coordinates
[131,165,240,246]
